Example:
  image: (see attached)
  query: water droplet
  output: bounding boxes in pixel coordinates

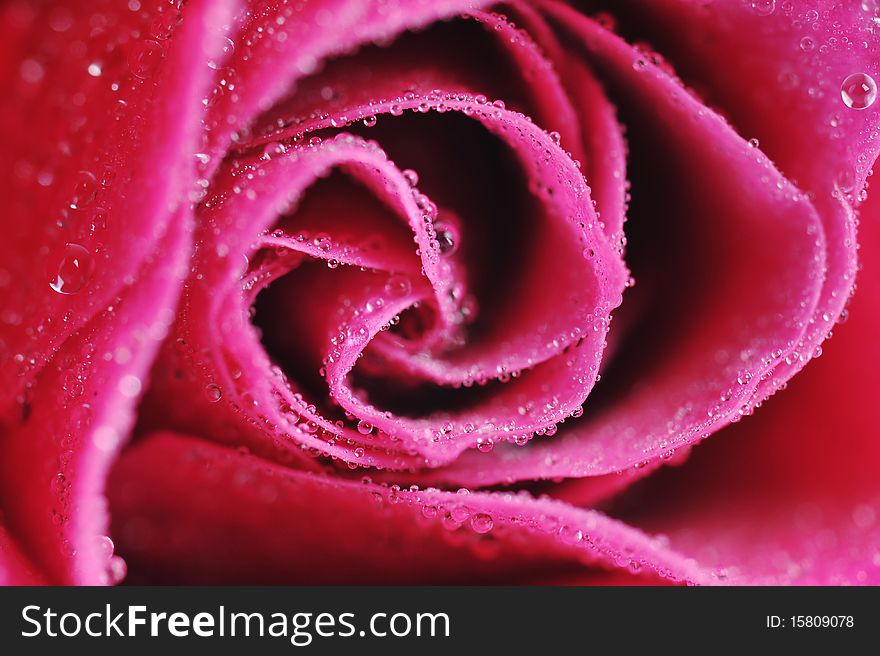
[841,72,877,110]
[470,513,494,534]
[149,9,182,40]
[402,169,419,187]
[357,420,373,435]
[259,142,285,160]
[50,472,68,495]
[108,555,127,584]
[96,535,115,560]
[434,222,458,256]
[799,36,814,52]
[362,115,377,127]
[49,243,92,295]
[384,274,412,298]
[558,525,583,545]
[69,171,98,209]
[205,383,222,402]
[129,40,165,79]
[748,138,760,148]
[750,0,775,16]
[476,436,494,453]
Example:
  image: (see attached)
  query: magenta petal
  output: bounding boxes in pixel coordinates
[623,0,879,417]
[109,431,713,584]
[0,524,45,586]
[0,210,190,584]
[0,0,237,410]
[607,193,880,585]
[0,0,236,584]
[202,0,496,167]
[497,0,629,241]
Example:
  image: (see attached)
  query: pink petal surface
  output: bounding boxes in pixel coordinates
[110,189,880,586]
[0,0,235,409]
[201,0,496,168]
[0,0,237,584]
[496,1,629,240]
[0,212,190,584]
[605,0,880,410]
[0,525,45,586]
[603,191,880,585]
[109,431,710,584]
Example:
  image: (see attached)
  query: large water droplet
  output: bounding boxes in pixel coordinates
[470,512,494,534]
[49,243,92,295]
[149,9,182,40]
[129,40,165,79]
[384,274,412,298]
[96,535,115,560]
[69,171,98,210]
[434,222,459,256]
[841,73,877,110]
[205,383,222,403]
[108,555,127,584]
[750,0,775,15]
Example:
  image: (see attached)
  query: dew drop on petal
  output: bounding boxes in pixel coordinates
[434,222,459,256]
[384,274,412,298]
[96,535,115,560]
[402,169,419,187]
[476,436,494,453]
[750,0,776,16]
[841,73,877,110]
[558,524,583,545]
[357,420,373,435]
[49,243,92,295]
[205,383,222,403]
[129,40,165,79]
[108,555,127,584]
[470,513,494,534]
[69,171,98,210]
[149,9,182,40]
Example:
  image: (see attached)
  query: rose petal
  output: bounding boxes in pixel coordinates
[0,524,45,586]
[201,0,497,168]
[0,0,235,409]
[0,0,237,584]
[604,190,880,585]
[0,209,189,584]
[606,0,880,418]
[414,3,828,486]
[109,431,712,584]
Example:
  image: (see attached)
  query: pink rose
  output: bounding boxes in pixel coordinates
[1,0,878,585]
